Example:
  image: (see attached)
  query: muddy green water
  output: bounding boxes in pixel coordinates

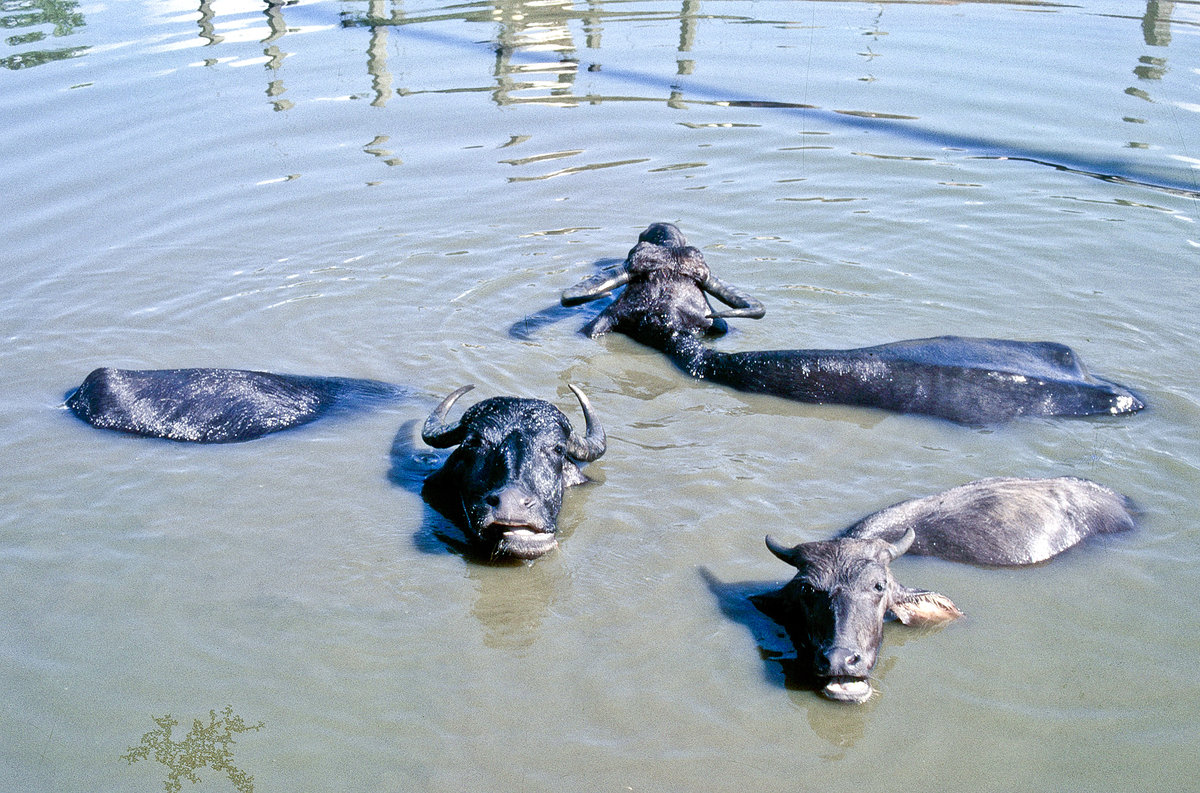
[2,1,1198,791]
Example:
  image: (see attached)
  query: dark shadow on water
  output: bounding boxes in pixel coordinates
[698,568,811,688]
[507,301,606,341]
[386,418,472,557]
[506,257,625,340]
[699,567,893,747]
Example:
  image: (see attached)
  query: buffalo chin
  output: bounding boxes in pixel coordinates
[822,677,873,704]
[487,524,559,560]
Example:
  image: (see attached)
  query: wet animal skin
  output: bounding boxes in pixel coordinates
[66,367,403,443]
[420,384,606,561]
[562,223,1144,423]
[753,476,1136,703]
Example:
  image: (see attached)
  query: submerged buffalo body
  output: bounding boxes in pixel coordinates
[420,385,606,561]
[562,223,1143,423]
[752,476,1136,703]
[66,367,403,443]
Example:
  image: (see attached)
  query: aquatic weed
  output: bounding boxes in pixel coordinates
[120,705,264,793]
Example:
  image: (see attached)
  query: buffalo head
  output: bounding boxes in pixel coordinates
[420,384,605,561]
[561,222,765,340]
[754,529,962,703]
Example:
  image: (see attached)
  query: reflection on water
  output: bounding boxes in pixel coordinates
[1143,0,1173,46]
[189,0,1193,194]
[195,0,221,47]
[262,1,291,110]
[342,0,731,107]
[0,0,87,69]
[8,0,1181,190]
[120,706,264,793]
[1129,0,1172,101]
[343,0,1193,116]
[469,559,564,650]
[188,0,302,109]
[1,0,1188,116]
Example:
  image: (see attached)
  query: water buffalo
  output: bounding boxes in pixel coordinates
[66,367,405,443]
[420,384,606,561]
[561,221,766,338]
[561,223,1144,424]
[751,476,1136,703]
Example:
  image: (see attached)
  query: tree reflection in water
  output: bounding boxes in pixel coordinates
[0,0,88,70]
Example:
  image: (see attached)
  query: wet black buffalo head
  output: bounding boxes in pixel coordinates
[420,384,605,561]
[754,529,962,703]
[561,222,765,340]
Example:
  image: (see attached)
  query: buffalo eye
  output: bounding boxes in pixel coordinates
[551,442,566,457]
[873,580,886,593]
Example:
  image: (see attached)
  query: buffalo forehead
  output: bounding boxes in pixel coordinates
[461,398,570,441]
[627,242,710,281]
[796,541,892,589]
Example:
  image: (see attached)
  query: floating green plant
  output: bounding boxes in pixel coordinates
[120,705,265,793]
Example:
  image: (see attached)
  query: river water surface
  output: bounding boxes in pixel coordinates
[2,1,1199,791]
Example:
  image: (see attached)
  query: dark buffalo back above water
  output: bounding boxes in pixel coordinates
[753,476,1136,703]
[66,367,404,443]
[563,222,1144,424]
[665,332,1143,424]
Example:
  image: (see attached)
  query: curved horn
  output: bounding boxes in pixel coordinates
[885,526,917,561]
[421,384,475,448]
[702,274,766,320]
[564,383,606,462]
[765,535,800,567]
[561,267,631,307]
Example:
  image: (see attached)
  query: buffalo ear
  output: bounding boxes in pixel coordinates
[581,311,617,338]
[888,585,963,626]
[748,589,787,622]
[562,461,588,488]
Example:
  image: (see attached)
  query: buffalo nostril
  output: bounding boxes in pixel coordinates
[825,647,867,676]
[485,494,500,507]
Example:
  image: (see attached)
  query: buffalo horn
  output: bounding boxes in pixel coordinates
[885,526,917,560]
[564,383,606,462]
[765,534,800,567]
[421,384,475,448]
[702,274,766,320]
[561,267,631,306]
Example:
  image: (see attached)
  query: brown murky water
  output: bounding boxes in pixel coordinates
[3,1,1198,791]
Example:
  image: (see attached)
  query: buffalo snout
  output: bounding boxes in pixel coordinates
[823,647,868,677]
[485,484,539,516]
[818,645,875,704]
